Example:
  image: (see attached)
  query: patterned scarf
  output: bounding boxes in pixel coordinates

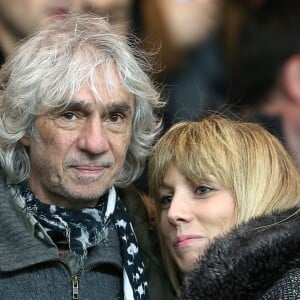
[17,184,149,300]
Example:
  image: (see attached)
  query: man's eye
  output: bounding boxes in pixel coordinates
[195,185,213,195]
[109,113,124,123]
[159,195,172,209]
[61,112,77,121]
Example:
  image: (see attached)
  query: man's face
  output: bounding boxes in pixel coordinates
[76,0,133,34]
[0,0,75,39]
[21,67,134,210]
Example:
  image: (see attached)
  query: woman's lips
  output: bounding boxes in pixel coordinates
[174,235,203,248]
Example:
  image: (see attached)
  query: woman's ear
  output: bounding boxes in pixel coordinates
[282,55,300,105]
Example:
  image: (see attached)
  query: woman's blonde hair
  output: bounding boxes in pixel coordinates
[148,114,300,293]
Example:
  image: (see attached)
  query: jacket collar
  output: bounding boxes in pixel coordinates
[181,208,300,299]
[0,186,58,271]
[0,183,122,273]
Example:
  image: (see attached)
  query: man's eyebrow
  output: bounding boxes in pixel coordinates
[106,102,133,114]
[64,101,93,112]
[55,100,133,115]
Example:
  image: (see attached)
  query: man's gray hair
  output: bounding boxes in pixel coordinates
[0,14,164,186]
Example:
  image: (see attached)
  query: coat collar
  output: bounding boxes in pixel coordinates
[181,208,300,299]
[0,185,58,271]
[0,183,122,273]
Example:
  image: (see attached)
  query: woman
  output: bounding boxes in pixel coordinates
[148,115,300,299]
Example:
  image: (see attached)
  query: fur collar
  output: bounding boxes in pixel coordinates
[181,208,300,299]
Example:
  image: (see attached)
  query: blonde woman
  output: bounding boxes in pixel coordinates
[148,115,300,299]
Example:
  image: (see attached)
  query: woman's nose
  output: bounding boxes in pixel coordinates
[167,194,193,226]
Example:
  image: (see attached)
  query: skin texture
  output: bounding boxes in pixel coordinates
[159,163,235,273]
[21,67,134,210]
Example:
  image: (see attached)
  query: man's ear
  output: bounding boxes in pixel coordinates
[282,55,300,105]
[20,135,30,146]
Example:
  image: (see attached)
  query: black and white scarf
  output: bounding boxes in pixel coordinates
[17,184,149,300]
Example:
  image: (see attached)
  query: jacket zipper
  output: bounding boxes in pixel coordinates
[72,275,79,300]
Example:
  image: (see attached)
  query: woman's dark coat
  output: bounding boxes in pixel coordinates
[181,208,300,299]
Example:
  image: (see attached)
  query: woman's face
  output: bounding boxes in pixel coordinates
[158,163,235,273]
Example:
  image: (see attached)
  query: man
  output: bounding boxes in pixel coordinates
[228,0,300,168]
[0,15,175,299]
[0,0,77,65]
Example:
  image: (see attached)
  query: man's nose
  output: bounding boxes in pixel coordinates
[77,117,110,154]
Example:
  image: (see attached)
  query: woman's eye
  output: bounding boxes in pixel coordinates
[195,185,213,195]
[159,195,172,209]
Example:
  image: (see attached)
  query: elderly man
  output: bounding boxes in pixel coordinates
[0,15,174,300]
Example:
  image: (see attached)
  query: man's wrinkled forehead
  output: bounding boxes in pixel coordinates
[70,79,135,114]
